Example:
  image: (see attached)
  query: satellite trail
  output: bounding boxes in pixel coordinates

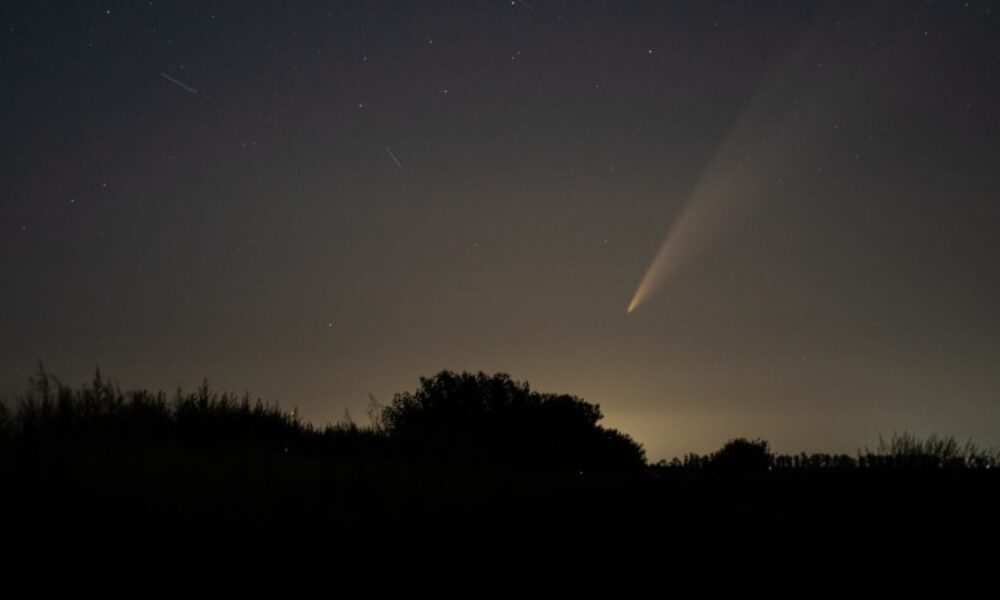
[160,72,198,95]
[385,146,403,168]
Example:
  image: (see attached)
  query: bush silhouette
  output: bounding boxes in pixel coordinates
[708,438,773,473]
[380,370,646,471]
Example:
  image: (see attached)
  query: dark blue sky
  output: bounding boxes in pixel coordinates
[3,1,999,459]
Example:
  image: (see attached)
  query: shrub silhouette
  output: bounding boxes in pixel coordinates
[380,370,646,471]
[707,437,773,473]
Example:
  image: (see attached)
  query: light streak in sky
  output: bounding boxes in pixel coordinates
[160,72,198,95]
[385,146,404,168]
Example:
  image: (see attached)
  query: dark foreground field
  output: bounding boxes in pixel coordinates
[3,369,998,568]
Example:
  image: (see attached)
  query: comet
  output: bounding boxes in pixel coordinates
[627,170,751,314]
[626,65,806,315]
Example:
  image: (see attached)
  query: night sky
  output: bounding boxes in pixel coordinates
[3,1,999,459]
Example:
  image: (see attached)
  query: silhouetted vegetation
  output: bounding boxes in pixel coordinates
[708,437,773,473]
[381,371,645,470]
[654,432,999,473]
[860,431,1000,469]
[2,366,999,558]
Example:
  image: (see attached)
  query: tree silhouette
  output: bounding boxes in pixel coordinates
[380,370,645,471]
